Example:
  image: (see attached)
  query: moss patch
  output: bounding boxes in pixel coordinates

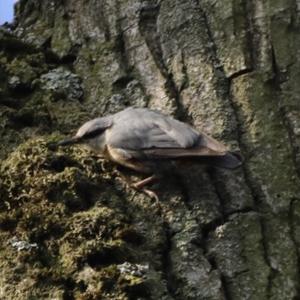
[0,137,157,299]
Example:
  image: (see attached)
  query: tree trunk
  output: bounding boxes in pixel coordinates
[1,0,300,299]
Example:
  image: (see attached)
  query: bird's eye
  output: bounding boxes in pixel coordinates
[82,128,105,139]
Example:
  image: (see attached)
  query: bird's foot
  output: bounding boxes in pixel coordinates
[131,175,158,189]
[132,186,160,202]
[143,188,160,203]
[113,172,160,201]
[131,175,160,202]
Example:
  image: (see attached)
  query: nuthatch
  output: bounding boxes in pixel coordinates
[57,107,242,197]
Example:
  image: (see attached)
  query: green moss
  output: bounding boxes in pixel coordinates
[7,58,40,87]
[51,16,72,58]
[0,136,159,299]
[0,29,37,54]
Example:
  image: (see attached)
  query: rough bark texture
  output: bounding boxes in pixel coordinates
[0,0,300,299]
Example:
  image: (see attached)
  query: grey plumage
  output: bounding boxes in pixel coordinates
[107,108,199,149]
[57,107,242,172]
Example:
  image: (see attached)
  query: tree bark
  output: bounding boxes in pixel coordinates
[0,0,300,299]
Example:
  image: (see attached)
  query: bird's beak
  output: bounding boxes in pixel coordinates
[56,136,81,147]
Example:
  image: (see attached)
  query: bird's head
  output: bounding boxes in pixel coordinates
[56,116,112,148]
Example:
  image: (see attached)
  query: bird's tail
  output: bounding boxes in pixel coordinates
[205,151,243,169]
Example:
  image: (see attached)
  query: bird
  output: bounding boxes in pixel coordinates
[56,107,242,198]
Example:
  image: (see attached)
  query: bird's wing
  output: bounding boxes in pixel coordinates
[106,108,198,149]
[106,108,227,157]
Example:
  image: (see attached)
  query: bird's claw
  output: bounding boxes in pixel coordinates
[113,172,160,201]
[131,182,159,203]
[138,187,160,203]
